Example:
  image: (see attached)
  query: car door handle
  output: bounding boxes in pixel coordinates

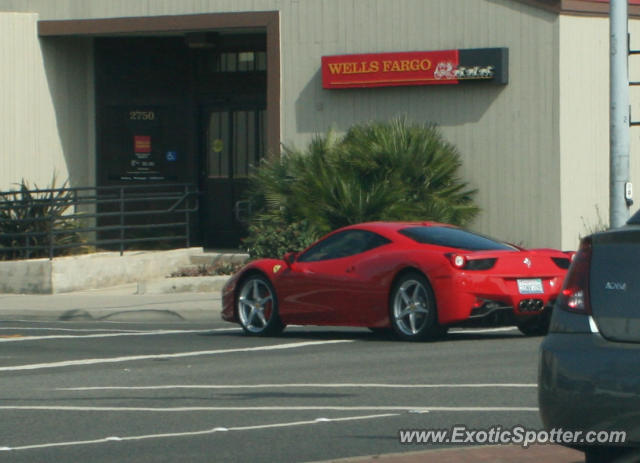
[345,266,355,273]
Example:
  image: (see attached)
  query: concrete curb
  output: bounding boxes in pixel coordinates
[0,248,205,294]
[0,249,246,295]
[137,275,230,294]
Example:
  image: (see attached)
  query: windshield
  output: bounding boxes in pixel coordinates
[399,226,516,251]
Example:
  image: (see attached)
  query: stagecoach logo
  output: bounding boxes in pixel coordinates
[523,258,532,268]
[434,62,495,80]
[273,264,282,274]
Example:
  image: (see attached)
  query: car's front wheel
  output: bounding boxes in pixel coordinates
[389,272,444,341]
[237,274,284,336]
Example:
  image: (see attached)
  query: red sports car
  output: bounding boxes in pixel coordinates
[221,222,573,340]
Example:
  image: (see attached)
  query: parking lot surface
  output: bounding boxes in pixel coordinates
[0,303,587,463]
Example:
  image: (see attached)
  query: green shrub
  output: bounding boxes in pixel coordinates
[245,117,479,251]
[169,261,246,277]
[0,177,85,260]
[242,218,318,259]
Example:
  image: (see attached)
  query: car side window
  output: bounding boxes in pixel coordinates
[298,230,390,263]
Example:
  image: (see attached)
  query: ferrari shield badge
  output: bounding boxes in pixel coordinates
[273,264,282,274]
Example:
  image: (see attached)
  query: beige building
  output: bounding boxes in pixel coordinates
[0,0,639,249]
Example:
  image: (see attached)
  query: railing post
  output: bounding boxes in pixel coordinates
[185,184,191,248]
[2,182,199,260]
[22,191,30,259]
[119,187,125,256]
[49,192,56,260]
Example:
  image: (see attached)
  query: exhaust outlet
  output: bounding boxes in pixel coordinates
[518,298,544,312]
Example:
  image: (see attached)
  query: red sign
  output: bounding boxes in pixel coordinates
[134,135,151,153]
[322,50,461,89]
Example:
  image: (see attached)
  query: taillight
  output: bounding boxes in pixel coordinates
[448,253,466,268]
[556,238,592,314]
[446,253,496,270]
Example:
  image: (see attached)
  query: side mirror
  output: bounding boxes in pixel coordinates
[283,251,298,266]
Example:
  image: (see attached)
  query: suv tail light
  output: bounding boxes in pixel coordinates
[556,238,592,314]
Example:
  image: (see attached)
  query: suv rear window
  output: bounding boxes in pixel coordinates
[628,209,640,225]
[399,226,516,251]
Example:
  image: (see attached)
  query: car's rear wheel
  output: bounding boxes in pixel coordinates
[237,275,284,336]
[390,272,443,341]
[516,310,551,336]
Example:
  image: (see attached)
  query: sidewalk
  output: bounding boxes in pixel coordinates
[0,282,223,322]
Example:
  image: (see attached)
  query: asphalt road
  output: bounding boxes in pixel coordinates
[0,317,580,463]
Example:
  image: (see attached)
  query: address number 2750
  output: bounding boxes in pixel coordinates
[129,111,155,121]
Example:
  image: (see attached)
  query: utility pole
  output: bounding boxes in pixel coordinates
[610,0,631,228]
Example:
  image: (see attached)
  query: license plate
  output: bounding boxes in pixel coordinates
[517,278,544,294]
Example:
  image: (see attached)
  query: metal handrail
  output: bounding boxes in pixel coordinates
[0,183,199,260]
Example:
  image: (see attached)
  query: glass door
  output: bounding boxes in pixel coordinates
[200,107,266,247]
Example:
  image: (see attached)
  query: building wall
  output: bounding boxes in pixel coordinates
[559,15,640,249]
[0,12,94,192]
[0,0,562,247]
[0,13,59,190]
[285,0,561,249]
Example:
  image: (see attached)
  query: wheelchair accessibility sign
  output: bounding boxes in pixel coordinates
[166,151,178,162]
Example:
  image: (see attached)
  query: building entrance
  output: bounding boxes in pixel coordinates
[95,32,268,248]
[200,106,266,247]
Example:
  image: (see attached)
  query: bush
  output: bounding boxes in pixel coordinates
[242,218,318,259]
[244,118,479,257]
[0,177,85,260]
[169,262,245,277]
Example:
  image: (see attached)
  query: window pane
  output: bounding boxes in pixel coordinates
[233,111,248,178]
[256,52,267,71]
[258,110,266,164]
[207,112,230,178]
[238,52,255,71]
[298,230,390,262]
[399,226,515,251]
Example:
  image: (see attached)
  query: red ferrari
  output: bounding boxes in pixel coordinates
[221,222,573,340]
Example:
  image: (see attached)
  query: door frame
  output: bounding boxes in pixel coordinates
[198,102,266,247]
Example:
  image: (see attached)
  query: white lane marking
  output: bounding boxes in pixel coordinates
[0,327,239,342]
[57,383,536,391]
[0,413,398,452]
[448,327,518,334]
[0,327,148,333]
[0,340,352,372]
[0,325,516,336]
[0,405,538,412]
[0,318,216,325]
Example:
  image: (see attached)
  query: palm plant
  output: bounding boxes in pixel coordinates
[339,117,479,226]
[244,117,479,257]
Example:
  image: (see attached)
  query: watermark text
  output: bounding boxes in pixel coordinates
[398,425,627,448]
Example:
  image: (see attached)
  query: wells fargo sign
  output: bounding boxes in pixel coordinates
[322,48,508,89]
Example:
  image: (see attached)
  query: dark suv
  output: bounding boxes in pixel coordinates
[539,211,640,463]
